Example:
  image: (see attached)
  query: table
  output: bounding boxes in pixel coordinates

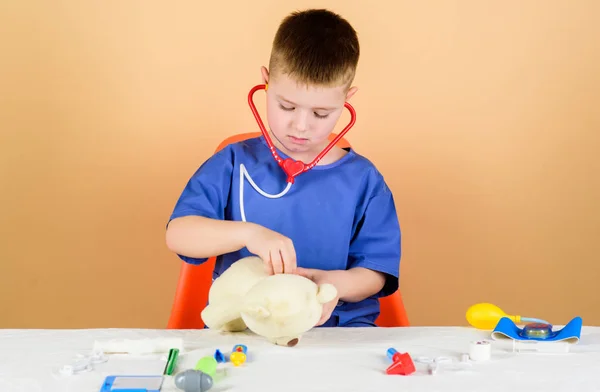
[1,326,600,391]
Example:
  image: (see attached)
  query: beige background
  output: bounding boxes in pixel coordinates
[1,1,599,329]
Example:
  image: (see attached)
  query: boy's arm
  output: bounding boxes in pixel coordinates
[166,216,297,274]
[167,138,297,273]
[295,267,386,303]
[166,216,251,259]
[337,267,386,302]
[166,147,238,263]
[344,187,401,299]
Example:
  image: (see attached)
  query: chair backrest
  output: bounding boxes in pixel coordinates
[166,132,409,329]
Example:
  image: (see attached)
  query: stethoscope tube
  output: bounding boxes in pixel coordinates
[248,84,357,183]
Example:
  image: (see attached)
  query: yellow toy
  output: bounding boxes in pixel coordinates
[466,303,550,330]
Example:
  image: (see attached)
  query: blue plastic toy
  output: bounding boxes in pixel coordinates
[491,316,582,343]
[213,349,225,363]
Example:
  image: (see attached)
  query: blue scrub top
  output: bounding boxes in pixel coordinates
[169,136,401,327]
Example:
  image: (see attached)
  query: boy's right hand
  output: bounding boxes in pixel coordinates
[243,223,297,275]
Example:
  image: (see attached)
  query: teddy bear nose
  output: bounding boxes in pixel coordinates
[287,338,299,347]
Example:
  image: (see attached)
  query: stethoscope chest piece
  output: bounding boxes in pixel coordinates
[281,157,308,184]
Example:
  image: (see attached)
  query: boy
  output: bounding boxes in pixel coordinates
[166,9,401,328]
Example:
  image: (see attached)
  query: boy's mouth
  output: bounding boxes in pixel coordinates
[288,135,309,145]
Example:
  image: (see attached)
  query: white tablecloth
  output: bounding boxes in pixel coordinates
[1,326,600,391]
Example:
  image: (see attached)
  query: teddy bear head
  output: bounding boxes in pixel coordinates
[200,256,337,346]
[240,273,337,345]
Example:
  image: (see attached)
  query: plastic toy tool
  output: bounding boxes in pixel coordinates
[466,303,550,330]
[491,316,583,343]
[174,369,213,392]
[230,344,247,366]
[385,348,415,375]
[213,349,225,363]
[195,356,217,378]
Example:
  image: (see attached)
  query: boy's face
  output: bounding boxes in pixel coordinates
[261,67,357,160]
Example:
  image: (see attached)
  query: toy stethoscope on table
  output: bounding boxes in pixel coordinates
[238,84,357,222]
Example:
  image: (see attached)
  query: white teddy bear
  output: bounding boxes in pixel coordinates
[200,256,337,346]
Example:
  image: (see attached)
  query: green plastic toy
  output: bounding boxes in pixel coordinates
[194,356,217,378]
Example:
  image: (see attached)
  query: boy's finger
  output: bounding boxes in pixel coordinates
[263,252,274,275]
[294,267,314,279]
[285,242,297,274]
[271,249,284,274]
[317,313,327,326]
[279,250,289,274]
[282,252,294,274]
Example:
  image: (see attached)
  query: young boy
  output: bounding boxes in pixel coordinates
[166,9,401,328]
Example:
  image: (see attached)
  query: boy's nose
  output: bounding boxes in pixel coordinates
[293,112,309,132]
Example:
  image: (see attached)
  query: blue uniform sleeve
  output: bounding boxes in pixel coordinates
[348,188,401,298]
[167,147,234,265]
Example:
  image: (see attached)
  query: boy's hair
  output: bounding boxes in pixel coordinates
[269,9,360,88]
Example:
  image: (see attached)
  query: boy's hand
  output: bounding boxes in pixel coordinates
[244,223,297,275]
[295,267,343,326]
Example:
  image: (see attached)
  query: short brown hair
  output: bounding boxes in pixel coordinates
[269,9,360,88]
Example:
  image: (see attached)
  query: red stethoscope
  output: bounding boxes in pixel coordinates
[247,84,357,184]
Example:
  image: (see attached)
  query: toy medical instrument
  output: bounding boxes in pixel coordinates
[522,323,552,339]
[195,356,217,378]
[233,344,247,353]
[466,303,550,330]
[213,349,225,363]
[414,356,452,364]
[164,348,179,375]
[88,349,109,364]
[386,347,402,362]
[510,340,571,353]
[491,316,582,343]
[59,349,107,376]
[100,375,163,392]
[174,369,213,392]
[239,84,357,222]
[59,357,93,376]
[414,355,472,374]
[468,340,491,361]
[93,337,183,355]
[428,362,438,375]
[248,84,356,183]
[230,344,247,366]
[385,348,415,375]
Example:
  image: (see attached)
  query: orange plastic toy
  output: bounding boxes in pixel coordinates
[166,132,410,329]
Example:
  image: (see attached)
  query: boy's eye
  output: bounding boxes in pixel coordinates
[279,104,294,111]
[279,103,329,119]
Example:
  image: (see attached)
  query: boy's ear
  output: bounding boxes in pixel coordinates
[261,66,270,84]
[346,86,358,101]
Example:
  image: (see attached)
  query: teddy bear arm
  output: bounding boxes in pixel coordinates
[316,283,338,304]
[201,303,243,331]
[221,317,248,332]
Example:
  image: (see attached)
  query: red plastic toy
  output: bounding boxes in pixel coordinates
[385,352,415,375]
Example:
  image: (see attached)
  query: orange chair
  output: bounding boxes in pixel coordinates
[166,132,409,329]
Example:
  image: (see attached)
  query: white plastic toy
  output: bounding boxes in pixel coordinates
[200,256,337,346]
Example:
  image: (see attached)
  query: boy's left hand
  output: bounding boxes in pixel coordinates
[295,267,345,326]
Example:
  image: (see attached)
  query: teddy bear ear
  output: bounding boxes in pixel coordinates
[316,283,337,304]
[244,305,271,319]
